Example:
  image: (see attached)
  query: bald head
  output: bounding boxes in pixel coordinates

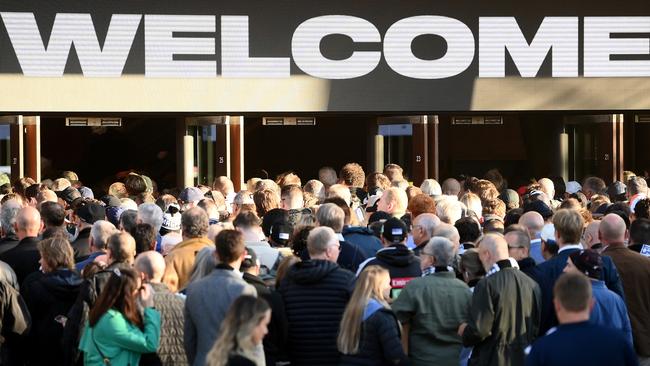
[583,220,601,249]
[134,251,166,282]
[442,178,461,197]
[16,206,41,239]
[599,214,626,245]
[477,233,510,270]
[36,189,58,204]
[538,178,555,199]
[519,211,544,238]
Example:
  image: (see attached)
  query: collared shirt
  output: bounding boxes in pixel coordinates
[558,244,583,254]
[421,265,453,277]
[485,258,520,278]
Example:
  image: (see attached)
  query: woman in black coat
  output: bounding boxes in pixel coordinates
[21,237,82,365]
[338,265,409,365]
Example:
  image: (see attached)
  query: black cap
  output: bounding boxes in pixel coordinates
[241,247,259,271]
[524,200,553,219]
[569,249,602,279]
[262,208,289,237]
[381,217,408,244]
[75,203,106,224]
[57,186,81,205]
[270,222,292,246]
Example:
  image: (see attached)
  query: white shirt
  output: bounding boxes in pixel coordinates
[558,244,583,254]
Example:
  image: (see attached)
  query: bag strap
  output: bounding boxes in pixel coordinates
[90,328,111,365]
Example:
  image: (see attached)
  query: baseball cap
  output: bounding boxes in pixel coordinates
[162,210,182,231]
[241,247,260,271]
[270,222,292,246]
[75,202,106,224]
[566,181,582,194]
[57,186,81,205]
[78,186,94,199]
[524,200,553,220]
[179,187,204,203]
[607,181,627,199]
[381,217,408,244]
[569,249,602,279]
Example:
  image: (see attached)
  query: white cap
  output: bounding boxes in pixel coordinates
[566,181,582,194]
[540,223,556,242]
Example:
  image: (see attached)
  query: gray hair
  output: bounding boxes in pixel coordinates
[0,200,21,236]
[189,247,217,283]
[423,237,455,267]
[316,203,345,233]
[182,207,209,238]
[628,176,648,196]
[436,198,464,224]
[307,226,338,256]
[434,223,461,248]
[90,220,118,250]
[414,213,440,237]
[137,203,164,232]
[420,179,442,196]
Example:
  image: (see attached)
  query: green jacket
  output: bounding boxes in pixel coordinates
[79,307,161,366]
[392,271,472,366]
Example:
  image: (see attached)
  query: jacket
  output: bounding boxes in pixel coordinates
[517,257,537,279]
[340,300,408,366]
[357,244,421,295]
[163,236,213,292]
[184,266,256,366]
[21,269,82,365]
[0,234,19,257]
[531,246,624,335]
[393,271,472,366]
[300,241,367,274]
[79,308,161,366]
[243,272,288,365]
[278,259,355,366]
[72,227,92,262]
[141,282,187,366]
[0,236,41,286]
[462,261,541,366]
[603,245,650,356]
[526,321,638,366]
[342,226,383,258]
[589,280,633,345]
[0,279,30,366]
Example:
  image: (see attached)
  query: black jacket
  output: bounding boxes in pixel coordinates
[0,235,19,257]
[300,241,367,274]
[518,257,537,279]
[357,244,421,292]
[243,273,288,365]
[531,247,625,335]
[71,227,91,262]
[342,226,383,258]
[21,269,82,365]
[278,259,355,366]
[0,279,30,366]
[339,308,409,366]
[0,236,41,286]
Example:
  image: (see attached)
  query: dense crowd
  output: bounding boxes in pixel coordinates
[0,163,648,366]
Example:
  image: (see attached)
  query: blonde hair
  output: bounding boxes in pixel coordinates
[38,236,75,271]
[206,296,270,366]
[337,266,391,355]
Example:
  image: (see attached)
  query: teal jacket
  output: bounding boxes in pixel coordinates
[79,307,161,366]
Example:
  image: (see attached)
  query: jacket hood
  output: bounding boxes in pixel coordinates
[287,259,340,284]
[41,269,82,299]
[376,245,417,267]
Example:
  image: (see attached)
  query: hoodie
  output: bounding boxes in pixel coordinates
[279,260,355,366]
[356,244,422,294]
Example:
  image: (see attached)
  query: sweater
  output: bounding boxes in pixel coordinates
[79,308,161,366]
[589,280,633,345]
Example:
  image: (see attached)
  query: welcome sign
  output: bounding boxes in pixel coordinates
[0,0,648,112]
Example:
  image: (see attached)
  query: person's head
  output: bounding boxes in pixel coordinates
[518,211,544,239]
[582,220,601,249]
[564,249,602,280]
[233,209,262,232]
[277,172,301,188]
[108,182,128,199]
[307,226,340,262]
[383,163,404,182]
[412,213,440,245]
[303,180,325,203]
[627,176,648,197]
[253,189,280,218]
[38,236,75,273]
[119,209,138,233]
[442,178,461,197]
[281,185,304,210]
[380,217,408,247]
[214,230,247,269]
[505,229,531,261]
[339,163,365,188]
[630,218,650,245]
[365,172,391,192]
[90,220,118,252]
[15,206,42,240]
[36,189,58,205]
[0,199,21,237]
[189,247,217,283]
[582,176,606,199]
[232,190,256,216]
[460,192,483,219]
[420,179,442,197]
[435,197,464,224]
[316,203,345,233]
[124,174,147,197]
[377,187,408,217]
[51,178,71,192]
[598,213,627,246]
[106,232,137,265]
[205,295,272,366]
[39,201,65,228]
[553,209,585,246]
[553,272,593,324]
[88,267,143,328]
[476,233,509,271]
[133,223,157,255]
[212,176,235,196]
[181,207,209,240]
[433,223,460,252]
[459,248,485,284]
[137,203,163,233]
[327,184,352,207]
[420,237,455,270]
[134,251,166,283]
[337,265,391,355]
[538,178,555,201]
[197,198,219,221]
[407,194,436,219]
[318,166,338,189]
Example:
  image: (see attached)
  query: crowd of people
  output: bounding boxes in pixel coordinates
[0,164,647,366]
